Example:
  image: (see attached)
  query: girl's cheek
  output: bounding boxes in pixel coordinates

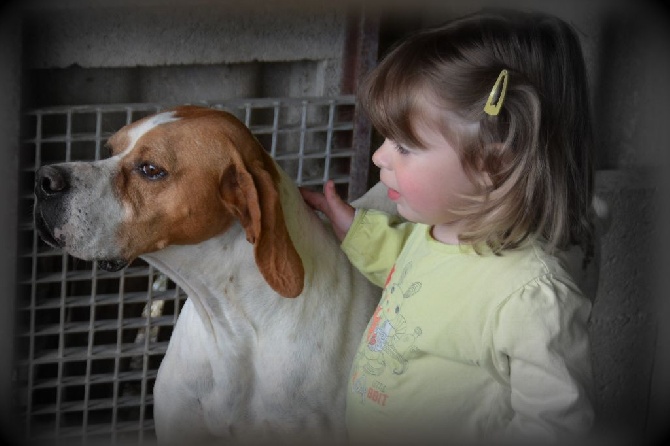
[396,173,424,201]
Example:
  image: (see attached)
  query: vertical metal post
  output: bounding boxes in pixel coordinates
[342,12,379,200]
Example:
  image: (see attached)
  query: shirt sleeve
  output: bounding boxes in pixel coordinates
[489,275,595,441]
[340,209,415,287]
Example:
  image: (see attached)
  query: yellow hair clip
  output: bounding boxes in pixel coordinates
[484,69,509,116]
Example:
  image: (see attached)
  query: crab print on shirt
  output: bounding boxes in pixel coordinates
[351,261,423,407]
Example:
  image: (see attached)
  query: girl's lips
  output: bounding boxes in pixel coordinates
[387,188,401,201]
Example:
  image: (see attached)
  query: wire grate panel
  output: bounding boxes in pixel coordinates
[15,96,362,444]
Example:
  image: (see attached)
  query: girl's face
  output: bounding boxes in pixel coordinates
[372,119,481,244]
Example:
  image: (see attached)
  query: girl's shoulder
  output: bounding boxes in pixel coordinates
[511,242,593,314]
[472,240,587,304]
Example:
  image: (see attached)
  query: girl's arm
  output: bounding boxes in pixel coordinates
[301,180,414,287]
[300,180,354,241]
[492,276,594,441]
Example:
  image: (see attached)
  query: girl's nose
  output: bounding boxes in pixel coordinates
[372,139,393,170]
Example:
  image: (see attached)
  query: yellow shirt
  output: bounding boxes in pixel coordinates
[341,209,594,444]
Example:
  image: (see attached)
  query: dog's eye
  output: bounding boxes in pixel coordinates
[138,162,167,180]
[103,143,113,158]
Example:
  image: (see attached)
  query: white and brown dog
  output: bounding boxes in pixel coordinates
[33,106,381,444]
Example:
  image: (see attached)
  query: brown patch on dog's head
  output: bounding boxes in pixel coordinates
[109,106,304,298]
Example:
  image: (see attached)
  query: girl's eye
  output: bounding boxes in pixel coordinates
[138,162,167,180]
[394,142,410,155]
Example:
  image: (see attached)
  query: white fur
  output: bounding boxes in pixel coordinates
[119,112,180,158]
[50,159,126,261]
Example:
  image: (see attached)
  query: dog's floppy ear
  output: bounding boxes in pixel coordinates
[220,150,305,298]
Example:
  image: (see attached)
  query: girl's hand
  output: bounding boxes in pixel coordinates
[300,180,355,241]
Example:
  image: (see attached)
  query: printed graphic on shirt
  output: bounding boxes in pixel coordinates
[351,261,423,407]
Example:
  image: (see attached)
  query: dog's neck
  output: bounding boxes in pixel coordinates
[141,223,259,339]
[274,169,342,275]
[139,169,340,338]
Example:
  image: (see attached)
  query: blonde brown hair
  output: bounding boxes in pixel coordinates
[359,9,594,260]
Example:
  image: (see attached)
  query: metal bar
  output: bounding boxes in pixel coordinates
[322,100,336,183]
[82,109,105,441]
[270,101,280,158]
[297,101,308,185]
[54,110,75,436]
[111,269,126,440]
[23,96,355,116]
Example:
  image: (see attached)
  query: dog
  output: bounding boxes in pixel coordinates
[33,106,380,444]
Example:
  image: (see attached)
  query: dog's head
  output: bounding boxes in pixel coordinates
[34,106,304,298]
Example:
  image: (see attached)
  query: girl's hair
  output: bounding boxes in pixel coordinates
[359,9,595,261]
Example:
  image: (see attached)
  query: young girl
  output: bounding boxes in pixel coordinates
[302,8,595,445]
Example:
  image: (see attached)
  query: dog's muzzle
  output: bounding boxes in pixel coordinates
[33,165,129,272]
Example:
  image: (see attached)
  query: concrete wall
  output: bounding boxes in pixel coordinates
[4,0,669,443]
[591,171,659,441]
[21,0,352,106]
[553,4,668,442]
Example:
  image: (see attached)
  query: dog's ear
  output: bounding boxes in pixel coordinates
[220,151,305,298]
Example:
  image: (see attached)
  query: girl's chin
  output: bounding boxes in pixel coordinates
[395,205,417,222]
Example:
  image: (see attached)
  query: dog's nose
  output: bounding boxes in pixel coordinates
[35,165,69,199]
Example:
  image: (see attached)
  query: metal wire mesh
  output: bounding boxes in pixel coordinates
[15,96,360,444]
